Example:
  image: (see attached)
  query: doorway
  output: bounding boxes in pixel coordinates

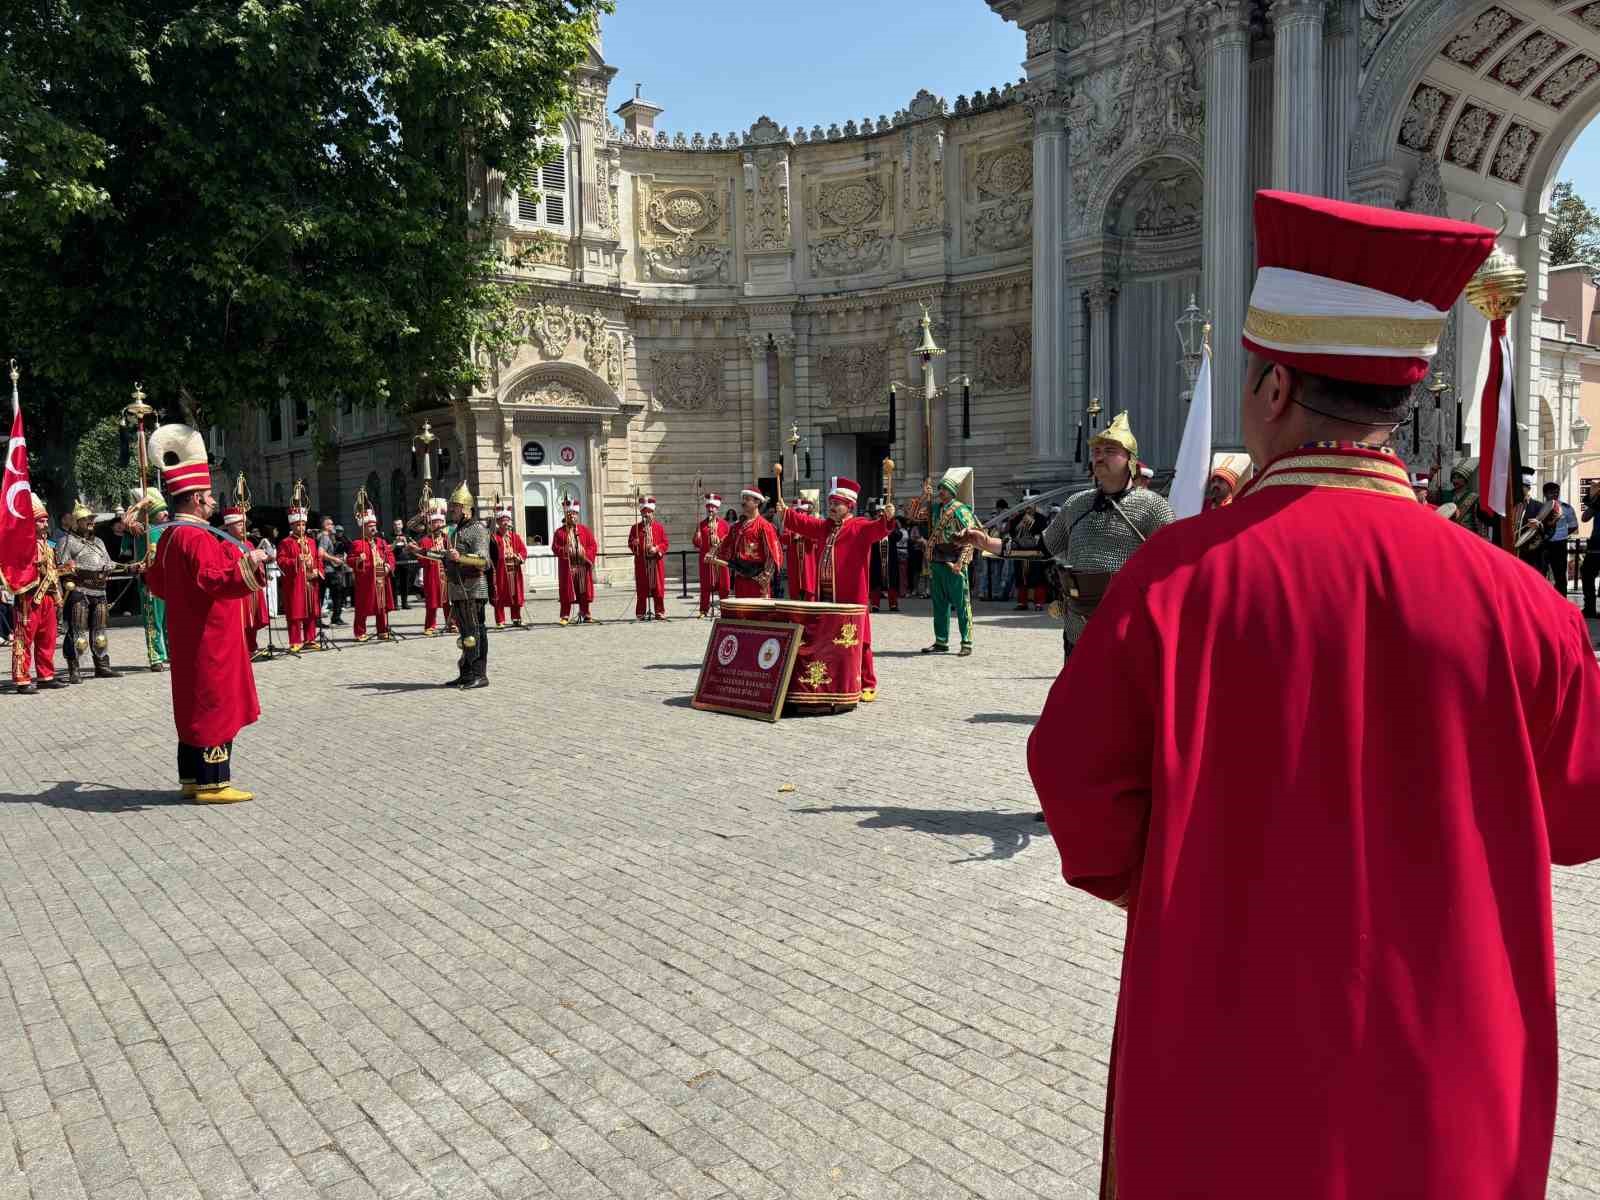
[857,435,892,505]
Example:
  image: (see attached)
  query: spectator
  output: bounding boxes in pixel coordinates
[257,526,280,621]
[1583,481,1600,618]
[980,499,1010,600]
[907,524,927,597]
[896,517,911,594]
[1538,481,1579,593]
[317,517,348,625]
[391,518,416,608]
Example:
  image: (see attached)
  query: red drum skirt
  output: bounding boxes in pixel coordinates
[721,598,866,710]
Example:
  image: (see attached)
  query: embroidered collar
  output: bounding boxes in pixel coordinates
[1237,442,1414,502]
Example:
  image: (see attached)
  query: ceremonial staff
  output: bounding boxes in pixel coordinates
[879,456,895,586]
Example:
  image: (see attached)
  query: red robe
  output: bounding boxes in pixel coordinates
[349,535,397,615]
[785,526,817,600]
[1029,444,1600,1200]
[723,514,782,599]
[553,522,597,605]
[275,533,321,620]
[492,529,527,611]
[417,533,446,610]
[144,516,262,747]
[693,517,731,605]
[628,519,668,603]
[781,507,893,689]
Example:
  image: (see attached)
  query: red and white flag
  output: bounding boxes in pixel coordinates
[0,370,39,593]
[1478,316,1514,517]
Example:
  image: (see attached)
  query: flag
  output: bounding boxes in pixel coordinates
[1478,316,1513,519]
[1,379,39,593]
[1170,343,1213,520]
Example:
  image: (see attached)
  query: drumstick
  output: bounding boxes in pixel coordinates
[774,461,785,507]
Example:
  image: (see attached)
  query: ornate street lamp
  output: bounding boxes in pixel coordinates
[1175,293,1207,397]
[1573,412,1592,451]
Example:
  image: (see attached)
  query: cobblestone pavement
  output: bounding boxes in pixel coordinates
[3,593,1600,1199]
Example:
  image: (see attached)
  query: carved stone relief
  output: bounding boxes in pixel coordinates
[507,380,588,408]
[1398,83,1453,154]
[1440,8,1523,72]
[964,143,1032,255]
[805,169,895,277]
[1489,121,1541,185]
[635,179,733,284]
[652,350,724,411]
[743,147,792,252]
[525,302,576,359]
[508,232,572,269]
[816,344,890,410]
[1488,32,1567,93]
[1443,104,1501,173]
[903,127,946,235]
[974,326,1031,391]
[1534,55,1600,111]
[1063,28,1202,234]
[1578,2,1600,35]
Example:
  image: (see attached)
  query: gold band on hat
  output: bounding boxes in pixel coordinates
[1244,307,1443,357]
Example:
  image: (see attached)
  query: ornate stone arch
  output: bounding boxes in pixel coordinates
[1083,140,1203,242]
[498,361,620,412]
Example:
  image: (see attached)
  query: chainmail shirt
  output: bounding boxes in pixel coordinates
[1042,487,1175,643]
[449,519,491,601]
[59,533,113,597]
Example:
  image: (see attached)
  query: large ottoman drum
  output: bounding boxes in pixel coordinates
[721,598,867,711]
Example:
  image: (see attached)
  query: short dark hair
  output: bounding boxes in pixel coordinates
[1298,371,1412,425]
[1544,481,1561,497]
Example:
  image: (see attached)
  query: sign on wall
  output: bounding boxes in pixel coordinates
[521,441,545,466]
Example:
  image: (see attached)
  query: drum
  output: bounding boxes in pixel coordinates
[721,598,867,710]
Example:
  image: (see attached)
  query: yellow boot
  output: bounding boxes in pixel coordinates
[860,688,877,704]
[193,784,254,804]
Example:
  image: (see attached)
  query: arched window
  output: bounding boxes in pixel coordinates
[512,136,569,233]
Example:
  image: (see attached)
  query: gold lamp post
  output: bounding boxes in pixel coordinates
[1463,204,1528,548]
[913,303,946,484]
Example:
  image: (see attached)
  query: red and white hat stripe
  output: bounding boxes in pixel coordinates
[288,507,309,523]
[740,486,764,503]
[828,476,859,505]
[161,461,212,496]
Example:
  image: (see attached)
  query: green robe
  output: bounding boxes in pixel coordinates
[124,525,168,665]
[928,498,977,647]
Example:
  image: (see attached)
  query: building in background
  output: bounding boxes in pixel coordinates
[229,1,1600,556]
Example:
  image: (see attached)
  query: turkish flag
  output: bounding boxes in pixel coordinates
[1,390,38,593]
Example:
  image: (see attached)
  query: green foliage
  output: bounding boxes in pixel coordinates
[1,0,608,506]
[73,416,141,511]
[1547,181,1600,267]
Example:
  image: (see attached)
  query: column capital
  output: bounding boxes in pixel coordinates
[1022,82,1070,135]
[1198,0,1252,38]
[1269,0,1326,27]
[1085,281,1119,312]
[769,333,796,358]
[746,334,771,358]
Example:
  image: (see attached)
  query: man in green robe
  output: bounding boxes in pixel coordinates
[124,487,170,672]
[918,467,979,657]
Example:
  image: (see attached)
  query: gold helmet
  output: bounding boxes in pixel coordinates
[1089,411,1138,459]
[449,482,473,509]
[70,500,93,523]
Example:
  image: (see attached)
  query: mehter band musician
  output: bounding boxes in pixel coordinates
[722,485,781,599]
[491,505,528,627]
[628,496,668,620]
[416,501,450,635]
[136,423,267,803]
[775,476,894,703]
[276,503,322,652]
[917,468,979,656]
[692,493,730,617]
[349,506,396,642]
[784,495,819,601]
[553,498,598,626]
[1029,189,1600,1200]
[223,507,270,658]
[123,487,170,672]
[8,495,64,692]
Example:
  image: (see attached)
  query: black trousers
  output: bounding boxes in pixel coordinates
[1582,550,1600,614]
[177,741,232,786]
[453,598,488,679]
[1540,542,1571,592]
[62,592,112,668]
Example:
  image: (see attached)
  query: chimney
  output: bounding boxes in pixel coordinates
[616,84,664,140]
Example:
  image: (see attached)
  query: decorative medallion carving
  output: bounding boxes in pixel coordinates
[653,350,724,411]
[1533,54,1600,110]
[1578,3,1600,35]
[744,148,792,252]
[636,180,733,284]
[1488,33,1567,93]
[1440,7,1523,72]
[965,133,1033,256]
[525,302,576,358]
[974,326,1031,391]
[1489,121,1541,185]
[816,344,890,410]
[1398,83,1453,153]
[1443,104,1501,172]
[806,169,895,277]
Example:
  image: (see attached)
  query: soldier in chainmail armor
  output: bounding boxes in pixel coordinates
[965,411,1173,661]
[58,502,122,683]
[443,483,493,690]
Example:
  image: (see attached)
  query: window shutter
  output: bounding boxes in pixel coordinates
[541,146,567,228]
[516,189,540,224]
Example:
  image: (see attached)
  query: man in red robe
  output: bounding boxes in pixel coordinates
[275,506,321,651]
[135,424,266,803]
[1029,190,1600,1200]
[416,505,448,635]
[628,496,668,620]
[491,507,527,627]
[7,495,65,692]
[692,493,730,617]
[552,498,597,626]
[724,486,782,599]
[776,476,894,703]
[223,507,270,659]
[349,510,396,642]
[785,497,818,601]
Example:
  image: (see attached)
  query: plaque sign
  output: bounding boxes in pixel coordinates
[691,619,804,722]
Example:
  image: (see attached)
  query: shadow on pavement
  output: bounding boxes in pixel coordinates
[642,663,702,671]
[0,780,186,812]
[967,712,1036,725]
[662,696,696,708]
[343,681,451,695]
[793,803,1044,863]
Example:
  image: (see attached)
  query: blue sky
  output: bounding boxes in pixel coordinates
[1558,123,1600,203]
[601,1,1025,139]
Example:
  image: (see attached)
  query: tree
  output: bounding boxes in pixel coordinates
[72,417,141,512]
[1546,181,1600,266]
[0,0,608,510]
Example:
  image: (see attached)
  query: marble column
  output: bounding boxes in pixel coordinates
[771,334,797,478]
[1086,282,1117,422]
[1024,85,1072,473]
[1204,0,1252,448]
[749,335,771,483]
[1322,0,1358,201]
[1271,0,1325,195]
